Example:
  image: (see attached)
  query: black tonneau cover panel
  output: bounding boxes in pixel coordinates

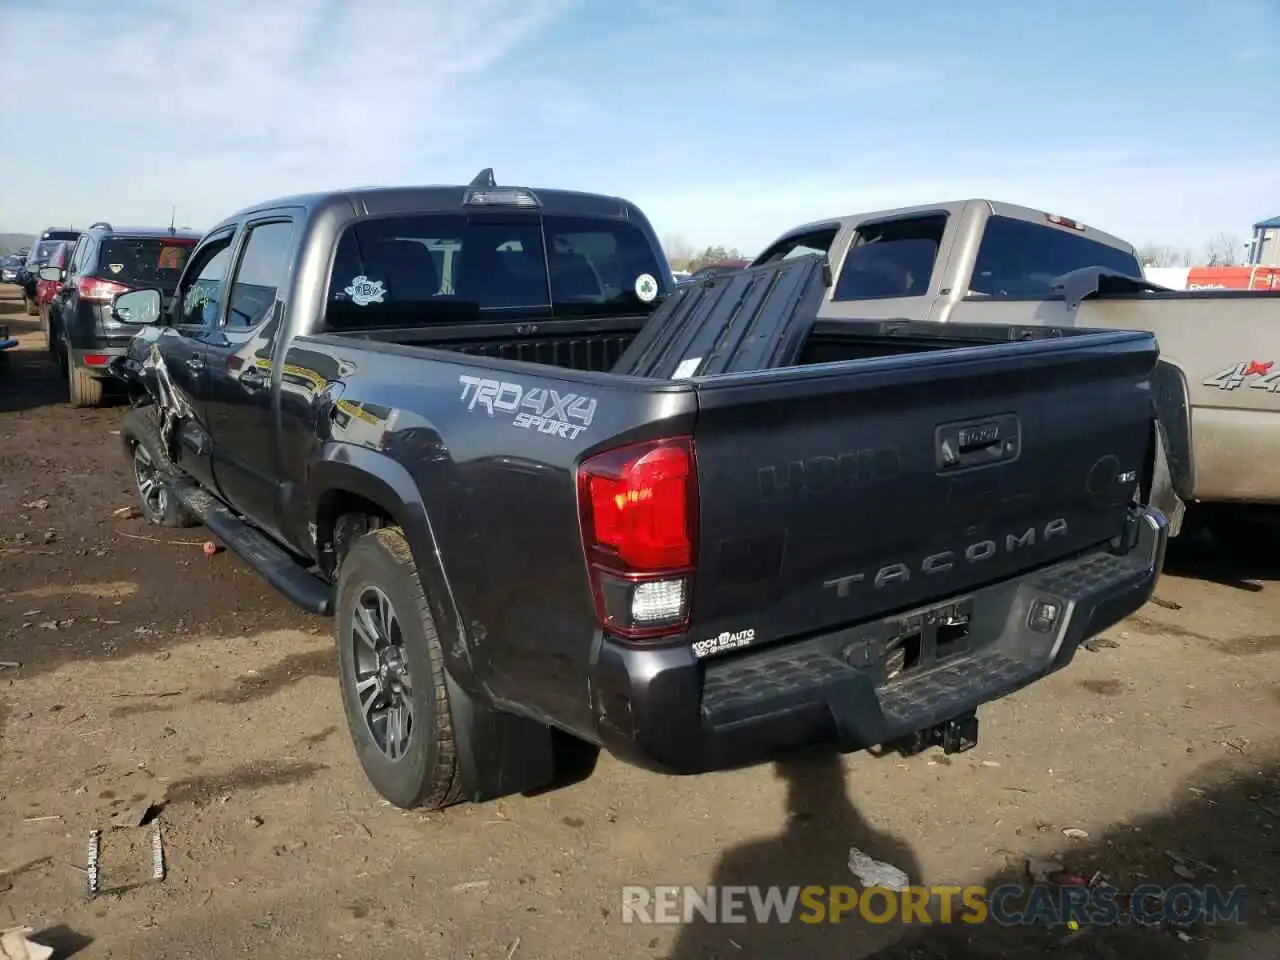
[613,255,829,378]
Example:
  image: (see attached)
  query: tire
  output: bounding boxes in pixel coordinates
[23,293,38,317]
[119,407,199,527]
[68,362,104,408]
[335,526,465,811]
[42,308,57,358]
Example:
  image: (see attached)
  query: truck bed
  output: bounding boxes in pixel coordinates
[328,255,1107,377]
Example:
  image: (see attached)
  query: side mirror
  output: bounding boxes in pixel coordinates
[39,266,63,283]
[112,289,163,325]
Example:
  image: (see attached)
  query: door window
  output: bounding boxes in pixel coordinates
[225,221,295,329]
[177,235,235,327]
[833,215,947,301]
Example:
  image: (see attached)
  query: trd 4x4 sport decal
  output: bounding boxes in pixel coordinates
[457,374,597,440]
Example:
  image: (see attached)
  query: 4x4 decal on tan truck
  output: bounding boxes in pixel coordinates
[1202,360,1280,393]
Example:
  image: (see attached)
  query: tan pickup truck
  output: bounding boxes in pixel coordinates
[751,200,1280,536]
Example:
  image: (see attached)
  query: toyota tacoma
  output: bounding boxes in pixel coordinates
[109,171,1170,810]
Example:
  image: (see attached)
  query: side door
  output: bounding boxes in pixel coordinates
[151,227,239,492]
[47,238,82,349]
[203,216,299,536]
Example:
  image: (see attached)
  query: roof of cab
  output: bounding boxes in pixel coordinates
[765,198,1137,255]
[88,225,203,241]
[207,169,648,236]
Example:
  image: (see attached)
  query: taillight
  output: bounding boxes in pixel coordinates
[576,437,697,641]
[78,276,130,302]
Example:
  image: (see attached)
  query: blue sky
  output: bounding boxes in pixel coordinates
[0,0,1275,257]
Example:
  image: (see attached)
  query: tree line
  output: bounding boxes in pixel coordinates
[662,235,747,273]
[1137,232,1248,268]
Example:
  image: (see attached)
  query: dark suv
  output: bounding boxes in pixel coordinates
[43,222,200,406]
[21,228,82,315]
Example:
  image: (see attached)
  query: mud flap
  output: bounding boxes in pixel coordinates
[444,672,556,803]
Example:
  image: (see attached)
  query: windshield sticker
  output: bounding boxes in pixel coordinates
[458,374,596,440]
[634,273,658,303]
[108,263,123,274]
[344,275,385,306]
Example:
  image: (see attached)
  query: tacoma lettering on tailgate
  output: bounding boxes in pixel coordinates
[458,375,597,439]
[824,518,1068,596]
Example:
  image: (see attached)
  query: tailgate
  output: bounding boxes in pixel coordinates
[686,330,1158,651]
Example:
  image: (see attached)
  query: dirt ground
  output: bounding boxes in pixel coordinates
[1,283,1277,959]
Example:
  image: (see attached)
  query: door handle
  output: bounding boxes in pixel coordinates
[185,356,205,372]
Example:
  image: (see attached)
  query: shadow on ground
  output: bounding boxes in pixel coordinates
[665,748,1279,960]
[0,296,71,415]
[1163,512,1280,592]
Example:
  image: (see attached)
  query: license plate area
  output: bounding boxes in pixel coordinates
[846,597,975,687]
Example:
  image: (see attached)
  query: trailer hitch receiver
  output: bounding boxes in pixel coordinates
[893,712,979,757]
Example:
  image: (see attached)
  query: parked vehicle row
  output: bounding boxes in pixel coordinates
[102,168,1170,813]
[1,252,24,283]
[19,228,81,315]
[30,222,200,406]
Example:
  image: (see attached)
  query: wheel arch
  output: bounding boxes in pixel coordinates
[312,447,559,803]
[309,449,479,695]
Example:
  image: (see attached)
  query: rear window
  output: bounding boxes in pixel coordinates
[968,215,1143,297]
[30,240,65,263]
[42,230,79,242]
[96,237,195,287]
[324,213,665,329]
[833,215,946,300]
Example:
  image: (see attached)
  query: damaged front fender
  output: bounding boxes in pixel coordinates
[113,329,165,401]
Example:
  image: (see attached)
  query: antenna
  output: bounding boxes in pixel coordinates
[169,205,176,234]
[469,168,496,188]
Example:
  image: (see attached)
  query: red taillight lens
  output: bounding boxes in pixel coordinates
[586,442,693,569]
[82,354,109,366]
[78,276,130,302]
[577,437,698,640]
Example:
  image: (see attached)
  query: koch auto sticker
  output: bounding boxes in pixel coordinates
[634,273,658,303]
[344,275,385,306]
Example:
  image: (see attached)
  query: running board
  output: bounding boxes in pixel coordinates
[171,482,334,616]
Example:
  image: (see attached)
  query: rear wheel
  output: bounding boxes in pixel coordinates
[120,408,198,527]
[23,293,38,317]
[335,527,465,810]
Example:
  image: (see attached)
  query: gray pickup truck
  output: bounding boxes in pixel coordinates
[104,173,1170,810]
[752,200,1280,537]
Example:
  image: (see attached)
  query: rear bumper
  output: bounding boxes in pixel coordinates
[70,345,128,375]
[589,505,1168,774]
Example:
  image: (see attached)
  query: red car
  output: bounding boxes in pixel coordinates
[37,241,72,342]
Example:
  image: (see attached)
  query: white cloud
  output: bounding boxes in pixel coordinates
[0,0,574,231]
